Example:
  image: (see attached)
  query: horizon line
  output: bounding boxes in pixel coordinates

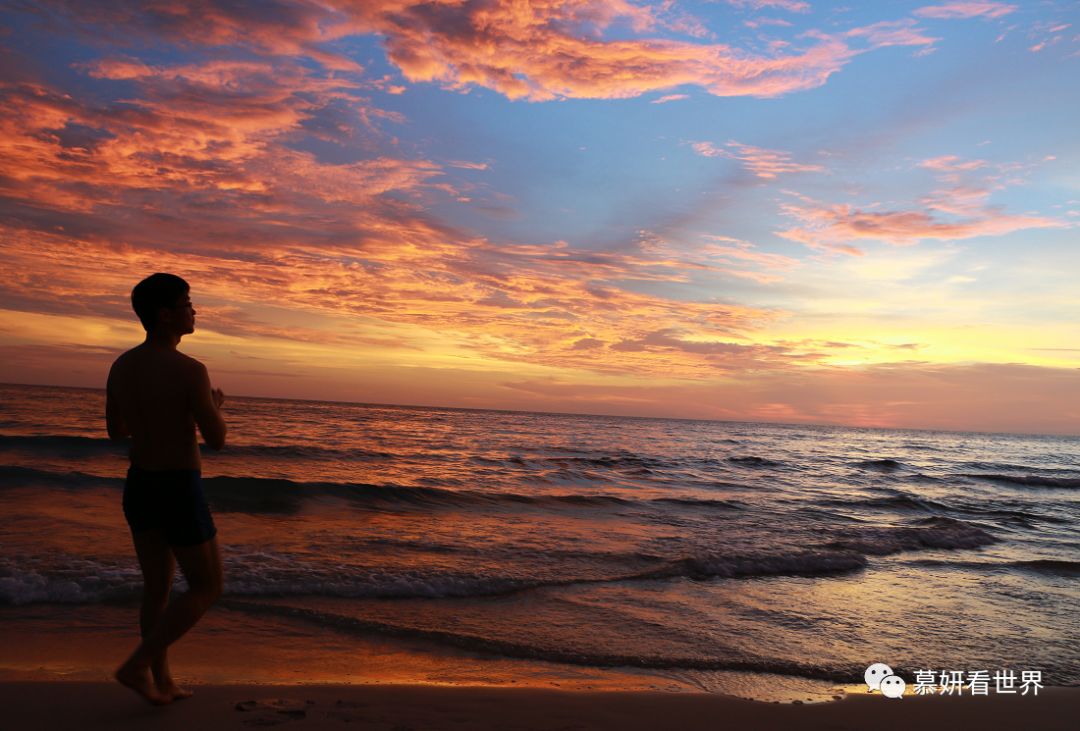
[3,381,1077,441]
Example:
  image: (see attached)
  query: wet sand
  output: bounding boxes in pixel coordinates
[4,681,1079,730]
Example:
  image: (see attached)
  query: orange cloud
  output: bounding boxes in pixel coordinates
[0,219,791,381]
[22,1,958,105]
[690,140,825,179]
[1,48,788,383]
[0,54,444,244]
[26,1,881,101]
[30,0,365,72]
[374,4,856,100]
[913,2,1017,20]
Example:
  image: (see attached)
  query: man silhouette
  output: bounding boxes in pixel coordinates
[107,273,226,705]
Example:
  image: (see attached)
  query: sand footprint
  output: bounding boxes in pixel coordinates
[235,698,314,726]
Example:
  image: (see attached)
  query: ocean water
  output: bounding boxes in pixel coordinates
[2,383,1079,697]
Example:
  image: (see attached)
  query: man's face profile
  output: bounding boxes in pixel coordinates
[160,295,195,335]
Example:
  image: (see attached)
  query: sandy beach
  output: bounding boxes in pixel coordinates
[4,681,1079,731]
[5,599,1076,731]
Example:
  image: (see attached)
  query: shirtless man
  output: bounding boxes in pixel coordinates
[106,273,226,705]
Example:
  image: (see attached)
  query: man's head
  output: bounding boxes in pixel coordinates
[131,273,194,334]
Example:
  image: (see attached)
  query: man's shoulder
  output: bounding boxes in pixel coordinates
[175,350,206,370]
[173,352,210,385]
[109,346,140,374]
[110,346,205,377]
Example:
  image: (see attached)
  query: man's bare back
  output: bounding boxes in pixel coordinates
[107,345,220,471]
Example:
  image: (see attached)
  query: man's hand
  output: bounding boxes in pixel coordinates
[193,364,227,450]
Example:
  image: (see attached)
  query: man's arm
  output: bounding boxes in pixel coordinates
[105,364,129,441]
[191,362,227,451]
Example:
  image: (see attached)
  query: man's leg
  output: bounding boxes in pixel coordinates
[116,537,223,704]
[116,529,173,705]
[130,529,194,700]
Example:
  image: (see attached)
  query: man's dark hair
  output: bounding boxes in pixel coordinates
[131,273,190,331]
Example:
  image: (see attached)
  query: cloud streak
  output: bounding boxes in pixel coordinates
[778,199,1063,254]
[691,140,825,179]
[914,2,1018,20]
[777,151,1067,254]
[725,0,811,12]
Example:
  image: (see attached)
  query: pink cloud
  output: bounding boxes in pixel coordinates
[778,198,1064,253]
[745,18,795,29]
[1024,22,1072,55]
[651,93,689,104]
[447,160,490,170]
[637,233,797,284]
[846,20,939,49]
[690,140,825,179]
[698,236,800,272]
[725,0,811,12]
[691,141,725,158]
[772,154,1067,242]
[913,2,1018,20]
[918,155,988,172]
[920,186,993,216]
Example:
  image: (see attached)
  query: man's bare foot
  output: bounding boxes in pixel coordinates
[157,681,194,701]
[115,663,171,706]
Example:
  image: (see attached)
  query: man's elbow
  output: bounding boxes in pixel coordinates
[204,426,227,451]
[106,421,129,441]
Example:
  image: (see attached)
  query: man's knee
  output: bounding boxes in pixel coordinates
[188,570,223,604]
[175,537,223,604]
[142,588,170,610]
[206,573,224,603]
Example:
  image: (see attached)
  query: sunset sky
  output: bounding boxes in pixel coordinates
[1,1,1078,434]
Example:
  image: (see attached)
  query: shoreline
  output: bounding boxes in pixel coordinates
[4,600,1076,706]
[0,602,857,702]
[4,681,1080,731]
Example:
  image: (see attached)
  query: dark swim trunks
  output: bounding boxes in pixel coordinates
[123,466,218,547]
